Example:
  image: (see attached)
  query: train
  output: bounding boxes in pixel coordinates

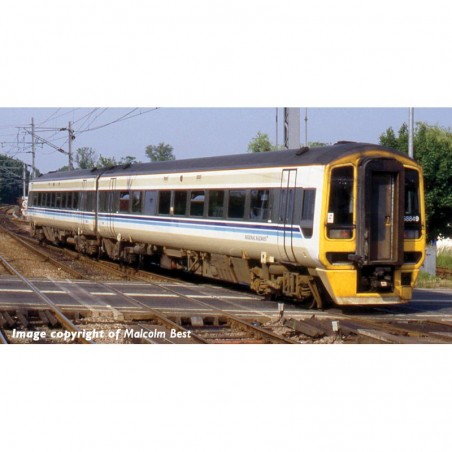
[26,141,426,308]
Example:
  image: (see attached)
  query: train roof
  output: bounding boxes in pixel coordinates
[34,142,411,181]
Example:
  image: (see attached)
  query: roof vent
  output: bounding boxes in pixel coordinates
[296,146,310,156]
[334,140,356,145]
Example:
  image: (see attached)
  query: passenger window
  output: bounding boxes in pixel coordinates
[190,191,205,216]
[73,192,79,210]
[119,191,130,213]
[158,191,171,215]
[174,191,187,215]
[67,192,73,209]
[327,166,354,239]
[228,190,246,219]
[98,191,107,212]
[86,191,96,212]
[61,192,67,208]
[300,189,316,238]
[131,191,142,213]
[249,190,269,221]
[143,191,157,215]
[208,190,225,218]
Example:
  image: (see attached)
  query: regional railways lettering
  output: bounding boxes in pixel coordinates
[244,234,268,241]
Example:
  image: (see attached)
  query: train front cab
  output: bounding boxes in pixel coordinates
[317,153,426,306]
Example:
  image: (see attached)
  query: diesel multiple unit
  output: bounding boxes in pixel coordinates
[27,142,426,308]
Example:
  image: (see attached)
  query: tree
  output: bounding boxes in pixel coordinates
[75,147,98,169]
[379,122,452,240]
[119,155,139,165]
[97,155,118,168]
[97,155,140,167]
[248,132,274,153]
[308,141,328,148]
[145,143,175,162]
[0,154,28,203]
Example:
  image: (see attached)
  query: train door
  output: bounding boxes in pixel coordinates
[78,179,88,231]
[278,169,297,262]
[357,159,404,264]
[108,178,117,237]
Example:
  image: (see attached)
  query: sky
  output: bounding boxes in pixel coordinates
[2,107,452,174]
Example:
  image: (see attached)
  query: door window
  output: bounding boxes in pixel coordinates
[327,166,354,239]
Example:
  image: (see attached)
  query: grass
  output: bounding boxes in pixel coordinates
[414,246,452,288]
[437,247,452,269]
[415,270,452,289]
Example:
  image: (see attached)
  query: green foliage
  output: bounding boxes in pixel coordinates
[75,147,98,169]
[59,150,141,171]
[416,270,452,288]
[97,155,117,168]
[379,122,452,240]
[308,141,328,148]
[96,154,140,168]
[437,247,452,269]
[145,143,175,162]
[119,155,139,165]
[0,154,27,203]
[248,132,275,153]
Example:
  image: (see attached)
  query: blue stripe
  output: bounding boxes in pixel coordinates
[28,207,304,238]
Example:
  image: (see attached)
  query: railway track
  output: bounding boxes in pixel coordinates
[277,308,452,344]
[2,213,452,344]
[81,279,296,344]
[0,224,294,343]
[0,255,93,344]
[0,214,178,282]
[0,213,297,343]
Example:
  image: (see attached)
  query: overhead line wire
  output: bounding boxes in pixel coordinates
[76,108,158,133]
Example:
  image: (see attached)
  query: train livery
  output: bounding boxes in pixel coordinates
[27,142,426,308]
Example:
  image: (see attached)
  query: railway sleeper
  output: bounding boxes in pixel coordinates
[1,312,15,328]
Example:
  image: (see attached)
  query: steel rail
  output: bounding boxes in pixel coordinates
[327,311,452,344]
[1,217,305,343]
[0,256,94,344]
[127,281,297,344]
[94,281,208,344]
[0,330,8,344]
[0,223,87,280]
[17,232,161,282]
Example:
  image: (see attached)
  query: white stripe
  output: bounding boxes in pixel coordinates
[122,293,179,298]
[0,288,33,293]
[160,308,214,312]
[0,288,68,294]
